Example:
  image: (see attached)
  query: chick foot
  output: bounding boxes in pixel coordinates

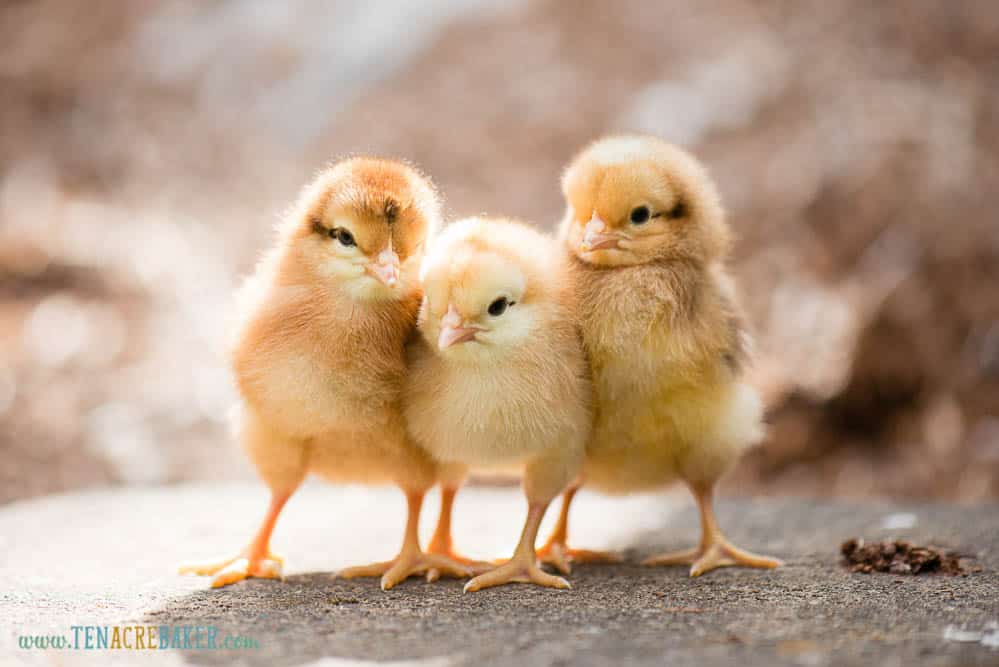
[642,538,781,576]
[427,545,492,569]
[535,485,621,574]
[339,548,471,590]
[536,540,621,575]
[179,551,284,588]
[424,548,492,582]
[464,555,570,593]
[427,529,493,569]
[425,529,493,582]
[642,482,782,577]
[179,491,291,588]
[423,484,492,582]
[465,501,570,592]
[337,488,471,590]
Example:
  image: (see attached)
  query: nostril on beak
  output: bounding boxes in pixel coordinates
[367,260,401,287]
[584,214,607,236]
[580,214,622,251]
[438,304,479,349]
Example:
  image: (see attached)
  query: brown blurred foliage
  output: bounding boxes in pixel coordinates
[1,0,997,503]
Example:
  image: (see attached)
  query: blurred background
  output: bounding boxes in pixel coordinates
[2,0,997,506]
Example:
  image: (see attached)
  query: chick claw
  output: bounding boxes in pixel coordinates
[536,541,622,575]
[178,551,284,588]
[338,551,471,591]
[642,539,782,577]
[464,556,571,593]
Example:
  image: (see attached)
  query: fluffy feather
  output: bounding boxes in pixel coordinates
[404,216,591,591]
[181,158,471,589]
[541,135,779,576]
[559,135,759,490]
[232,157,438,483]
[407,217,589,466]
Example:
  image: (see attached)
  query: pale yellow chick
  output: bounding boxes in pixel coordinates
[542,135,783,576]
[404,217,591,591]
[179,157,470,590]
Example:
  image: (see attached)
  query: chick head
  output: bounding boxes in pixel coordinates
[286,157,440,300]
[419,217,559,364]
[560,135,730,268]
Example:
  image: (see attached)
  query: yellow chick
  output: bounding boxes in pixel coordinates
[404,217,591,591]
[179,157,470,590]
[541,135,783,576]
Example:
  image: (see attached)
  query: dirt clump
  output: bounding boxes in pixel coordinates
[840,538,966,575]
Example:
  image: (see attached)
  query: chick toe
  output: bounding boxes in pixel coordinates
[689,541,783,577]
[179,550,284,588]
[425,539,493,577]
[210,555,284,588]
[536,541,621,575]
[383,552,471,590]
[464,557,571,593]
[643,483,782,575]
[178,555,240,577]
[338,489,472,589]
[178,491,291,587]
[643,538,782,575]
[534,486,620,574]
[640,547,701,568]
[339,551,471,590]
[466,500,573,592]
[337,560,395,579]
[423,486,493,581]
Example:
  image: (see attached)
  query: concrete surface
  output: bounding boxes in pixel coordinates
[1,482,996,667]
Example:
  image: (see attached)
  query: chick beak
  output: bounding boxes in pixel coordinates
[366,246,401,288]
[438,304,478,350]
[580,214,621,252]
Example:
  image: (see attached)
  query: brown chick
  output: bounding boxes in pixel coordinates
[540,135,783,576]
[404,216,591,591]
[179,157,470,590]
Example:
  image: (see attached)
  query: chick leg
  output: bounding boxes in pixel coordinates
[536,484,622,575]
[465,452,578,592]
[178,490,291,588]
[338,489,472,590]
[642,482,782,576]
[425,484,492,582]
[464,501,571,592]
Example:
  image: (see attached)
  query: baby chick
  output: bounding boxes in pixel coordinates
[179,157,470,589]
[404,217,591,592]
[544,135,782,577]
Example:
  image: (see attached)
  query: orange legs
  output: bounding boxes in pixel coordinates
[427,485,480,564]
[338,489,472,590]
[464,502,570,592]
[642,482,782,576]
[536,485,621,574]
[179,491,291,588]
[425,485,492,581]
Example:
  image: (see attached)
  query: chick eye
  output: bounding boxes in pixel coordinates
[333,228,356,247]
[488,297,512,317]
[629,206,650,224]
